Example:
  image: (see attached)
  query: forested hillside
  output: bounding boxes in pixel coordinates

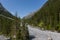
[0,3,29,40]
[24,0,60,32]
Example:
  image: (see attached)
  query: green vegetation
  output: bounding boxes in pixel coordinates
[0,3,29,40]
[24,0,60,32]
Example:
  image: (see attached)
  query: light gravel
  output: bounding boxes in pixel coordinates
[28,25,60,40]
[0,35,7,40]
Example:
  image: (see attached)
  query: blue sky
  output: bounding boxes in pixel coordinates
[0,0,47,18]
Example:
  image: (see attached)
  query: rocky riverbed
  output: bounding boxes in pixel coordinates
[28,25,60,40]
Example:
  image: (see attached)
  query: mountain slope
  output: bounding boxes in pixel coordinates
[24,0,60,32]
[0,3,14,18]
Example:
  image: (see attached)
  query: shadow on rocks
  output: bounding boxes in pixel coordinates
[29,35,35,40]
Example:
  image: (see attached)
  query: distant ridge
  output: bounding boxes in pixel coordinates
[0,3,14,18]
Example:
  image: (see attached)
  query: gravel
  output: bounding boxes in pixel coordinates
[28,25,60,40]
[0,35,7,40]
